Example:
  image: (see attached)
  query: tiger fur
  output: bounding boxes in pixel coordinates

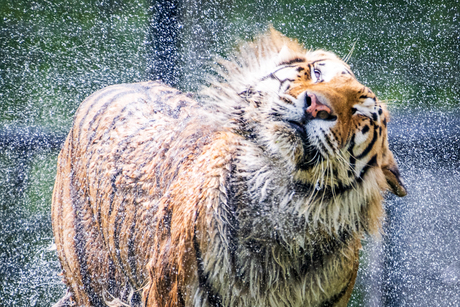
[52,29,406,307]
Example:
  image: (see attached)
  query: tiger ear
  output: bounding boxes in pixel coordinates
[276,44,307,66]
[381,151,407,197]
[276,45,296,64]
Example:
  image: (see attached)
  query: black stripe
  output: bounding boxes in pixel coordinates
[347,170,354,178]
[144,287,151,307]
[75,87,125,140]
[321,128,335,151]
[316,134,329,158]
[270,64,301,74]
[371,112,378,121]
[77,81,154,134]
[278,57,306,65]
[68,128,104,306]
[108,169,122,217]
[358,154,378,181]
[85,102,139,247]
[71,179,105,306]
[226,162,240,276]
[85,99,153,235]
[131,292,142,307]
[114,194,130,281]
[334,179,357,194]
[331,129,340,142]
[160,206,173,235]
[361,125,369,134]
[300,230,353,276]
[318,273,354,307]
[347,134,355,154]
[95,175,107,249]
[107,255,118,298]
[107,118,160,216]
[348,134,356,171]
[193,221,223,307]
[177,288,186,306]
[293,178,360,200]
[309,59,330,65]
[355,128,378,159]
[84,99,145,154]
[152,90,179,117]
[128,205,139,286]
[79,90,138,143]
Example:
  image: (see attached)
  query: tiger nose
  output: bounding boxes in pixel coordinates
[305,93,332,119]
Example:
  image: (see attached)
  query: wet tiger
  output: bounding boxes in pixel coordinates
[52,28,406,307]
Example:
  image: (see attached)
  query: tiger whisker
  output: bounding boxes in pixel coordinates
[343,39,358,64]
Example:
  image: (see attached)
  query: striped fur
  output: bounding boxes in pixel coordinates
[52,29,406,307]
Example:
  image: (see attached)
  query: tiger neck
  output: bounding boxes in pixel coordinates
[236,141,374,248]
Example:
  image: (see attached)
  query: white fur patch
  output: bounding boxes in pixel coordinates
[276,45,296,64]
[354,126,370,146]
[353,98,377,118]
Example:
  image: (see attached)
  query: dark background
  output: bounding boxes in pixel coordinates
[0,0,459,306]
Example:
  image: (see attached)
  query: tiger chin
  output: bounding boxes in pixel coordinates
[52,28,406,307]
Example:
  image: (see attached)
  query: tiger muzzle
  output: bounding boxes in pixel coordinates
[305,93,337,121]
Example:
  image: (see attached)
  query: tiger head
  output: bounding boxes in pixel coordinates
[284,59,406,191]
[205,29,406,232]
[229,31,406,197]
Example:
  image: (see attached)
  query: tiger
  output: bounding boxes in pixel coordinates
[52,28,406,307]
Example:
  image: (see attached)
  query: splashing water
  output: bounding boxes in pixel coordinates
[1,0,459,306]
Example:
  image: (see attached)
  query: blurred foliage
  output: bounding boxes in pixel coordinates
[0,0,458,305]
[0,1,151,305]
[177,0,460,109]
[0,0,149,131]
[0,149,63,306]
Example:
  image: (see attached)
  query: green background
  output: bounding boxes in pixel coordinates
[0,0,458,305]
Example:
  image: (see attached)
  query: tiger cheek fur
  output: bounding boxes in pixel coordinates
[52,29,406,307]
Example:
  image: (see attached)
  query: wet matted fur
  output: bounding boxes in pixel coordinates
[52,29,406,307]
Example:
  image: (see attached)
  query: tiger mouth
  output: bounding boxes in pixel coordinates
[287,120,307,139]
[288,120,324,169]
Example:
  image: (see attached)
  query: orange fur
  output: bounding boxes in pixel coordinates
[52,30,405,307]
